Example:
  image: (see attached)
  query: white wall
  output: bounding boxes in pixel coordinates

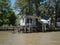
[19,18,26,26]
[19,18,36,26]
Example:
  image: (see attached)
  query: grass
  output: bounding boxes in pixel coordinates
[55,28,60,31]
[46,27,60,32]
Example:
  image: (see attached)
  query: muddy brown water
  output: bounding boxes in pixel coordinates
[0,31,60,45]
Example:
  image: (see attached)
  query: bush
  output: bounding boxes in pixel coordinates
[55,28,60,31]
[47,28,60,31]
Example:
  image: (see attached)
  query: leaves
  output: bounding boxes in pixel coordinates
[0,0,17,26]
[16,0,56,17]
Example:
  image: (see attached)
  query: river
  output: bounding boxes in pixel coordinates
[0,31,60,45]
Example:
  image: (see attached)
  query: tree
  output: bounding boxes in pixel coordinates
[16,0,29,15]
[0,0,9,26]
[0,0,17,26]
[16,0,40,16]
[8,11,17,26]
[34,0,41,16]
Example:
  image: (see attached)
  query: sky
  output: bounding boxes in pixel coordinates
[40,0,47,4]
[10,0,16,6]
[10,0,20,15]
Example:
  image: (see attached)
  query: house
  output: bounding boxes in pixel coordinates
[19,15,41,26]
[18,15,42,32]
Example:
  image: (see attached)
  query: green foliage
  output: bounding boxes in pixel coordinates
[16,0,41,15]
[8,12,17,26]
[16,0,32,15]
[0,19,3,26]
[16,0,55,16]
[0,0,17,26]
[17,0,28,7]
[55,28,60,31]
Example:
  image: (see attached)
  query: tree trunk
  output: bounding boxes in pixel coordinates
[28,0,33,15]
[34,0,40,16]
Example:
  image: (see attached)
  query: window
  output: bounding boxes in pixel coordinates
[26,18,32,23]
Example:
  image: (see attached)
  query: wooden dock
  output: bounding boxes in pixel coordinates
[0,25,41,32]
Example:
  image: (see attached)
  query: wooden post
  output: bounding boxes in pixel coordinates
[44,24,46,32]
[24,25,27,32]
[29,19,31,32]
[42,23,46,32]
[42,23,44,32]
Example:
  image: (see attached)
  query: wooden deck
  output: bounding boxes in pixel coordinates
[0,26,42,32]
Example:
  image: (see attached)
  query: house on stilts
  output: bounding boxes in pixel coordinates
[18,15,50,32]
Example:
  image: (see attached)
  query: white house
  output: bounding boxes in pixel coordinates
[18,15,51,32]
[19,15,39,27]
